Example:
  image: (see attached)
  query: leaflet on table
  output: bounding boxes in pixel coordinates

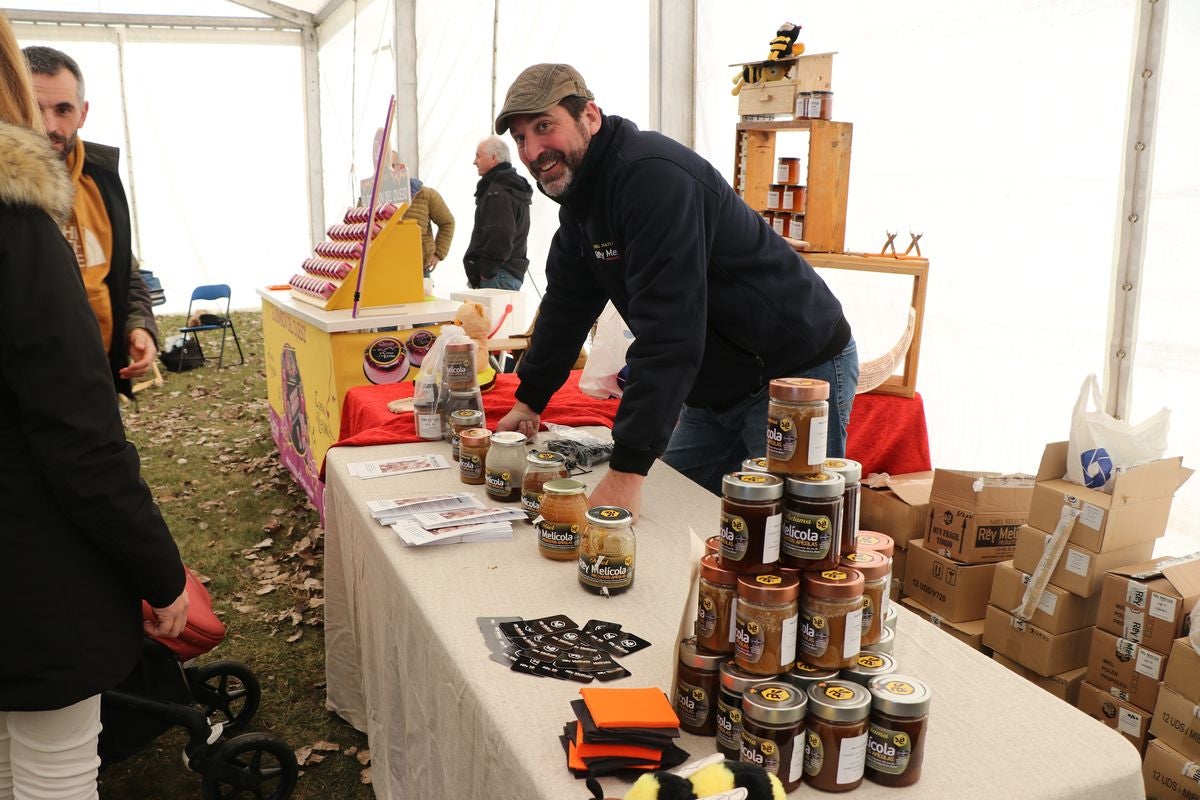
[368,493,484,524]
[347,454,450,479]
[410,507,527,529]
[391,518,513,546]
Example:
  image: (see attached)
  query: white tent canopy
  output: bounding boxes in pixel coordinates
[9,0,1199,546]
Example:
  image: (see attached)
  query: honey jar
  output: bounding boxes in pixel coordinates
[696,554,738,654]
[734,572,800,676]
[674,637,724,736]
[536,479,588,561]
[798,567,864,670]
[741,682,808,792]
[766,378,829,475]
[577,506,636,594]
[781,472,844,571]
[841,550,890,647]
[716,662,776,759]
[803,679,871,791]
[866,674,932,787]
[718,472,783,574]
[457,428,491,486]
[484,431,527,502]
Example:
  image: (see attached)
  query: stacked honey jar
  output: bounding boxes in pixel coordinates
[763,156,806,241]
[674,377,931,792]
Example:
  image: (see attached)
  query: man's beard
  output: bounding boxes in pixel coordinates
[47,131,78,161]
[531,124,591,198]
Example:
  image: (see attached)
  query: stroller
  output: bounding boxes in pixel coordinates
[100,569,299,799]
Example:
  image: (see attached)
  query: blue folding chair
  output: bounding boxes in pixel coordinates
[179,284,244,368]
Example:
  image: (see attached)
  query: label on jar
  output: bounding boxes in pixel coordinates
[537,521,580,554]
[781,613,798,668]
[716,698,742,752]
[782,188,794,209]
[734,618,766,664]
[807,416,829,465]
[697,593,719,639]
[867,722,913,775]
[578,553,634,589]
[719,512,751,562]
[800,611,829,658]
[445,359,473,385]
[844,606,864,657]
[766,414,797,462]
[741,730,781,776]
[674,679,711,730]
[460,453,483,481]
[781,510,835,561]
[521,489,542,522]
[767,188,781,208]
[838,731,868,784]
[764,514,782,562]
[485,468,515,498]
[804,729,825,776]
[416,413,441,439]
[775,162,790,183]
[807,95,822,118]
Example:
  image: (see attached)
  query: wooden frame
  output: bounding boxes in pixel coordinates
[803,251,929,398]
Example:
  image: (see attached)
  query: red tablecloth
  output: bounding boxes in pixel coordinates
[333,371,930,478]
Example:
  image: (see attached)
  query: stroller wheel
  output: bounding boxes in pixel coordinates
[200,732,299,800]
[190,661,261,735]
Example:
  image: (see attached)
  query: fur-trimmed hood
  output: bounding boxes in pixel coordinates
[0,120,73,224]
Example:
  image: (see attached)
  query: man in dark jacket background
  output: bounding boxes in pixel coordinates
[494,64,858,518]
[464,135,532,291]
[25,45,159,397]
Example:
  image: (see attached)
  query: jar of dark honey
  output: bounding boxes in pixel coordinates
[674,637,724,736]
[741,682,808,792]
[719,472,783,574]
[766,378,829,475]
[804,679,871,791]
[866,674,931,787]
[734,572,800,676]
[781,472,844,571]
[798,567,864,670]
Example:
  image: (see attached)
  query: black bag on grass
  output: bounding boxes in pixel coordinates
[159,336,203,372]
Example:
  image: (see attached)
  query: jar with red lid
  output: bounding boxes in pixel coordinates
[799,567,864,669]
[803,679,871,791]
[734,572,800,676]
[766,378,829,475]
[696,554,738,654]
[719,472,783,574]
[781,472,844,571]
[840,550,890,647]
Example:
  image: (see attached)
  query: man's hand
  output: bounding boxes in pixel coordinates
[120,327,157,379]
[144,588,190,639]
[425,255,440,271]
[496,401,541,439]
[587,469,645,523]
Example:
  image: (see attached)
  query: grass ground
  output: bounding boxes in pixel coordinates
[98,312,373,800]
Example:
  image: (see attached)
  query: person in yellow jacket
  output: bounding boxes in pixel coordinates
[401,177,455,277]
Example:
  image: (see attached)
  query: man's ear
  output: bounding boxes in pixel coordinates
[582,101,602,135]
[78,99,89,129]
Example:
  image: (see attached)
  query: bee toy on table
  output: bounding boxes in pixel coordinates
[589,755,785,800]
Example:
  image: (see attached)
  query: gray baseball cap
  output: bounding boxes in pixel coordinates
[494,63,594,134]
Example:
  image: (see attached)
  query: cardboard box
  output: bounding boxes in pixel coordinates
[899,597,987,651]
[861,471,932,549]
[989,561,1099,635]
[1151,685,1200,762]
[981,605,1091,677]
[903,540,996,622]
[1163,637,1200,703]
[992,652,1086,705]
[1096,554,1200,656]
[1085,627,1167,713]
[1076,680,1152,754]
[1012,525,1156,598]
[1143,739,1200,800]
[1030,441,1192,553]
[924,469,1034,563]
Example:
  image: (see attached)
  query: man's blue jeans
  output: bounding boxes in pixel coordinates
[478,271,523,291]
[662,338,859,494]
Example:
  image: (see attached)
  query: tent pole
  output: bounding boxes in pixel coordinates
[301,24,326,248]
[113,27,142,259]
[393,0,419,175]
[1104,0,1167,420]
[648,0,696,147]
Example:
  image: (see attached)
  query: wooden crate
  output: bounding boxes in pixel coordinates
[737,81,798,117]
[792,52,834,92]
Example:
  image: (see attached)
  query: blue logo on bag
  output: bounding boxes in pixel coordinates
[1080,448,1113,489]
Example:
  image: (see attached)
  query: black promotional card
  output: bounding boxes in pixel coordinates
[583,629,652,657]
[477,616,523,655]
[487,614,646,681]
[543,628,588,650]
[582,619,623,636]
[524,614,579,635]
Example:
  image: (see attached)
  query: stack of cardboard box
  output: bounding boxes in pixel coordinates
[1144,635,1200,798]
[860,470,933,603]
[901,469,1034,651]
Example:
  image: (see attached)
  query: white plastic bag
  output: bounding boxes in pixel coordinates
[578,302,634,400]
[1064,374,1170,492]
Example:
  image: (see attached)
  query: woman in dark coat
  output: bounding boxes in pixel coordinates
[0,13,188,798]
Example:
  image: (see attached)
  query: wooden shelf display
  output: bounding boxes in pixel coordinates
[735,119,853,254]
[288,203,425,311]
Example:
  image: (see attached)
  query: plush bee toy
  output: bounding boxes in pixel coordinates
[618,755,786,800]
[731,22,805,96]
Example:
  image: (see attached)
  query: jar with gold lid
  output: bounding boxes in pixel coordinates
[734,572,800,676]
[766,378,829,475]
[798,567,864,669]
[843,651,898,687]
[448,408,483,463]
[537,479,588,561]
[716,662,776,759]
[696,553,738,654]
[674,637,724,736]
[578,506,635,594]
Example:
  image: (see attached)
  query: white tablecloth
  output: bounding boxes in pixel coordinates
[324,440,1145,800]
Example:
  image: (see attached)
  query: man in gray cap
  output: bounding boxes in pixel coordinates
[494,63,857,518]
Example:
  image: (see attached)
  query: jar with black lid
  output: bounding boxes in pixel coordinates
[866,674,931,787]
[804,679,871,792]
[734,572,799,676]
[799,567,864,669]
[766,378,829,475]
[740,682,808,792]
[823,458,862,557]
[577,506,635,594]
[719,472,784,574]
[841,549,890,647]
[715,662,776,759]
[696,554,738,654]
[781,472,844,570]
[843,651,897,687]
[674,637,724,736]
